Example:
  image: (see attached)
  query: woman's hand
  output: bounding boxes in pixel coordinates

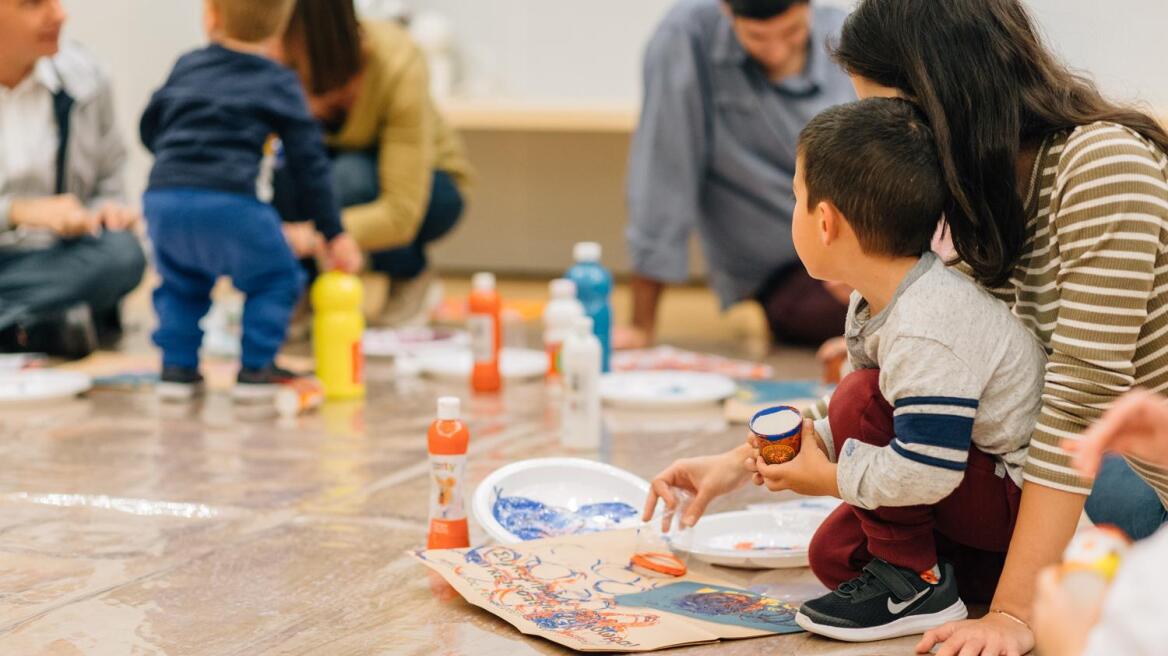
[1066,388,1168,475]
[324,233,364,274]
[746,419,838,498]
[916,612,1035,656]
[643,445,752,529]
[94,202,141,232]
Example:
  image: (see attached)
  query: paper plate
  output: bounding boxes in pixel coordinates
[599,371,737,409]
[676,498,842,569]
[0,370,93,404]
[414,347,546,381]
[362,327,468,358]
[473,458,650,544]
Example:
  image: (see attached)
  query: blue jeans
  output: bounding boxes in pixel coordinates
[145,188,305,370]
[1085,456,1168,540]
[0,230,145,330]
[277,149,464,280]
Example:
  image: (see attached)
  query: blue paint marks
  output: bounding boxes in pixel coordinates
[492,489,639,540]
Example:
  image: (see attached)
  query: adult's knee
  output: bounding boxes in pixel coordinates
[331,150,379,207]
[96,231,147,296]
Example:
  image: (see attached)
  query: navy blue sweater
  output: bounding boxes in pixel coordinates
[141,45,342,240]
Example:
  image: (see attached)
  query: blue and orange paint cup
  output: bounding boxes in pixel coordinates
[750,405,804,465]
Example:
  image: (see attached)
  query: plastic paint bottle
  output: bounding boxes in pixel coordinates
[428,397,470,549]
[561,316,603,449]
[1061,525,1130,609]
[468,272,502,393]
[566,242,613,372]
[311,272,365,400]
[543,278,584,379]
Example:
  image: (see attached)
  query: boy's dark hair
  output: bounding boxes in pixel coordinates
[724,0,809,20]
[798,98,946,258]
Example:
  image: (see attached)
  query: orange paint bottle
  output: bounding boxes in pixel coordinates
[468,272,502,393]
[428,397,470,549]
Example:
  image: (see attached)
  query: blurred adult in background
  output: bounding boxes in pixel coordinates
[622,0,854,350]
[0,0,145,358]
[278,0,473,327]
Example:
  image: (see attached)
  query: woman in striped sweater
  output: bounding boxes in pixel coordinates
[836,1,1168,654]
[647,0,1167,654]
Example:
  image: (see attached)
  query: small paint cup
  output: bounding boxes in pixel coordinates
[750,405,804,465]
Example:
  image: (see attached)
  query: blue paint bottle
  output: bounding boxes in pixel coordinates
[566,242,613,372]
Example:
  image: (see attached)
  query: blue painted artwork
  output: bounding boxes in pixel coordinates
[614,582,802,634]
[492,489,639,540]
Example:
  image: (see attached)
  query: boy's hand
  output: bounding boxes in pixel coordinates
[283,222,323,259]
[1031,566,1098,656]
[324,233,364,274]
[746,419,839,498]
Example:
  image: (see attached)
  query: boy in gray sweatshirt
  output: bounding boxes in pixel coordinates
[747,98,1046,642]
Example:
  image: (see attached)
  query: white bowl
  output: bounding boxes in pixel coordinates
[676,499,841,569]
[0,370,92,404]
[414,347,547,381]
[473,458,650,544]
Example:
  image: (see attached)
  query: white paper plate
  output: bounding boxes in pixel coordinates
[676,498,842,569]
[473,458,650,544]
[0,370,92,404]
[362,327,469,358]
[599,371,737,409]
[414,347,547,381]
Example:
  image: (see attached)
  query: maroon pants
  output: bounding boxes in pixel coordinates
[757,263,848,346]
[808,369,1023,603]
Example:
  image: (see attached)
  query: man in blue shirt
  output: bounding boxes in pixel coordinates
[624,0,854,348]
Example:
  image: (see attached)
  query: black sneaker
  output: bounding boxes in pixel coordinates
[233,364,301,403]
[158,366,204,402]
[796,559,967,642]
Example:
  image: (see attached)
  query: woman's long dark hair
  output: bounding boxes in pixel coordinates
[286,0,363,96]
[834,0,1168,288]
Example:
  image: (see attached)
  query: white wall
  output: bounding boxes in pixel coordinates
[61,0,1168,201]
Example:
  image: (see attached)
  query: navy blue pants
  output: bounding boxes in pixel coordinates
[275,148,464,280]
[145,188,305,370]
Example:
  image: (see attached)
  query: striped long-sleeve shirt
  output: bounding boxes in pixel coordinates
[815,253,1047,510]
[986,122,1168,506]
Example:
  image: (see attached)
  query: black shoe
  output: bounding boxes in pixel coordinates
[17,305,98,360]
[158,365,204,402]
[796,559,967,642]
[233,364,301,403]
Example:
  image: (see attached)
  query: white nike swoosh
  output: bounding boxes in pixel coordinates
[887,588,931,615]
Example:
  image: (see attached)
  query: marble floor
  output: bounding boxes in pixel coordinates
[0,281,930,655]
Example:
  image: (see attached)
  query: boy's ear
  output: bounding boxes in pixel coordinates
[817,200,843,246]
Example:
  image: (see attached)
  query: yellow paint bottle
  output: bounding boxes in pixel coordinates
[312,271,365,400]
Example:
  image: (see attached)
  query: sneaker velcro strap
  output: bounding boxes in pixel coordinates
[862,559,920,602]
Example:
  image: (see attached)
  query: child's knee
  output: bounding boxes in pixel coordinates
[828,368,894,448]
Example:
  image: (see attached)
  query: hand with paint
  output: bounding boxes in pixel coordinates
[746,420,840,498]
[644,444,754,529]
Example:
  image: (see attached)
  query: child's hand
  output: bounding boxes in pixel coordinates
[746,420,839,497]
[283,222,323,259]
[1067,389,1168,476]
[645,445,754,529]
[1032,566,1099,656]
[324,233,364,274]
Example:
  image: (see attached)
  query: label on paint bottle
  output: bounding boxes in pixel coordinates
[429,454,467,520]
[469,315,494,364]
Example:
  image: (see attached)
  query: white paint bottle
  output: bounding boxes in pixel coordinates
[561,316,602,449]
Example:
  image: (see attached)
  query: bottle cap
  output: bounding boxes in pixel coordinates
[472,272,496,291]
[437,396,461,421]
[549,278,577,299]
[573,242,601,263]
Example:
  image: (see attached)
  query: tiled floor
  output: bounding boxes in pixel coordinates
[0,279,929,655]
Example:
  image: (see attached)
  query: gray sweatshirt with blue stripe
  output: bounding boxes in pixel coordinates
[819,253,1047,510]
